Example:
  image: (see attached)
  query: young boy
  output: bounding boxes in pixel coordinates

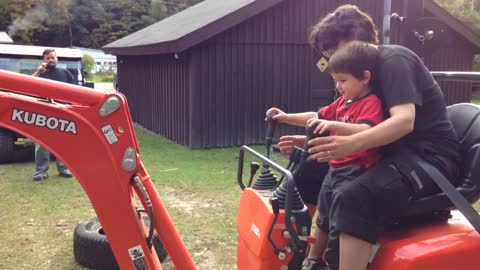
[267,40,384,270]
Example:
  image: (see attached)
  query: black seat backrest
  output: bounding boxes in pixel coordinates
[448,103,480,202]
[399,103,480,216]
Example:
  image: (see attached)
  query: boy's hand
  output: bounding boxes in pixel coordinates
[307,118,334,135]
[266,107,287,123]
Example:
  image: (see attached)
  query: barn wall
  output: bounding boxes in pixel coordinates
[422,11,475,105]
[390,1,475,105]
[117,54,190,145]
[189,41,313,147]
[117,0,476,148]
[189,0,386,147]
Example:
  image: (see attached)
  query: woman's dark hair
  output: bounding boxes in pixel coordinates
[309,5,379,54]
[327,41,380,82]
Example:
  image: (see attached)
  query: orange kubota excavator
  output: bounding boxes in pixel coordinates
[1,69,480,270]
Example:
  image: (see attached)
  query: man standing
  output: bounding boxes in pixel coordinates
[31,48,74,181]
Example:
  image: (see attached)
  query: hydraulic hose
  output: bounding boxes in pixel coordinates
[131,175,155,249]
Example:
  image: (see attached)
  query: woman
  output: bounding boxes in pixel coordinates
[277,4,461,270]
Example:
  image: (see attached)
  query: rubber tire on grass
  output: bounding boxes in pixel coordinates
[73,216,167,269]
[0,130,14,164]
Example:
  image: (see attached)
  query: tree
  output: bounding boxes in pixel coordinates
[85,0,151,48]
[82,53,95,79]
[434,0,480,35]
[0,0,205,48]
[68,0,107,47]
[1,0,45,44]
[144,0,169,24]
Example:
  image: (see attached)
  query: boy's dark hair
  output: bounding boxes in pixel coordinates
[42,48,56,57]
[309,5,379,55]
[327,41,380,82]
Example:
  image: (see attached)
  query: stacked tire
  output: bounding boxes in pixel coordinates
[0,130,14,164]
[73,216,167,269]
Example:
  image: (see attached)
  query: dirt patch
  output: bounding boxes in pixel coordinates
[161,248,228,270]
[160,187,223,217]
[157,187,231,269]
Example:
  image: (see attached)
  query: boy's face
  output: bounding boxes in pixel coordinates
[331,71,370,101]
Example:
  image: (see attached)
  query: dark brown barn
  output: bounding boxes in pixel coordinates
[103,0,480,148]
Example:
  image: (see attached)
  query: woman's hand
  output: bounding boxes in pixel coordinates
[307,135,358,162]
[277,135,306,155]
[307,118,335,135]
[266,107,288,123]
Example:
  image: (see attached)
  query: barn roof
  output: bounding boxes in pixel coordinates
[103,0,282,55]
[103,0,480,56]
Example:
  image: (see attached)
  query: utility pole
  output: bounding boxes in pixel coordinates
[67,11,73,47]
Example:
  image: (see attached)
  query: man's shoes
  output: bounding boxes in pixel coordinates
[302,258,328,270]
[33,174,48,181]
[59,169,73,178]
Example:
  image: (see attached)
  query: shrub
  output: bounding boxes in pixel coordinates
[82,53,96,80]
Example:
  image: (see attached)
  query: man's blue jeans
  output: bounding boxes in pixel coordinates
[33,143,68,177]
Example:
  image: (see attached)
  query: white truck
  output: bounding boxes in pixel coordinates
[0,44,91,163]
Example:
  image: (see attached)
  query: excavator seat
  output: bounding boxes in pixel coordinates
[396,103,480,218]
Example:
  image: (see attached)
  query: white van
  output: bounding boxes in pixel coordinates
[0,44,90,163]
[0,44,87,85]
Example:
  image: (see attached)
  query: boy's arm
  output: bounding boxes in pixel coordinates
[308,97,383,135]
[326,121,372,135]
[266,107,317,127]
[280,111,318,127]
[267,97,339,127]
[308,119,372,136]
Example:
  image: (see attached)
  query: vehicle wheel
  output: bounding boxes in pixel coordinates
[13,145,35,163]
[0,130,14,164]
[73,216,167,269]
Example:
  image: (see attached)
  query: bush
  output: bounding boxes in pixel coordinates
[82,53,96,80]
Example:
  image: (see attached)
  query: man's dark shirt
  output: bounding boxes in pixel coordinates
[40,67,74,84]
[374,45,461,182]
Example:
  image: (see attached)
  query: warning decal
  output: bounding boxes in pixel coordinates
[101,124,118,144]
[128,245,148,270]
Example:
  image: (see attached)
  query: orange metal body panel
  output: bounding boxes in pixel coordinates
[236,189,480,270]
[372,221,480,270]
[0,70,196,270]
[237,188,294,269]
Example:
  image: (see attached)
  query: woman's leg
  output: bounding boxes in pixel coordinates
[339,233,371,270]
[329,161,414,270]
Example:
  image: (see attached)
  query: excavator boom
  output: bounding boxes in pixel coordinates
[0,70,197,270]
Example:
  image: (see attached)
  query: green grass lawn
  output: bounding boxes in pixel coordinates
[0,129,276,270]
[473,97,480,105]
[88,72,114,83]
